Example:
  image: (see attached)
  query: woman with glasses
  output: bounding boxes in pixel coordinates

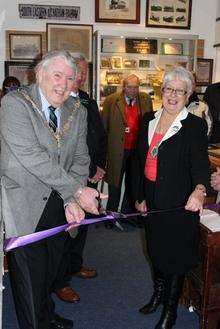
[133,67,210,329]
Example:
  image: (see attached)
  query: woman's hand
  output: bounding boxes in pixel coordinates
[135,200,147,213]
[185,187,206,215]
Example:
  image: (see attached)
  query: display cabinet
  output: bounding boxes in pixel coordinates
[93,30,198,110]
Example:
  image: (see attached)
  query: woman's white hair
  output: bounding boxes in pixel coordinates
[162,66,194,94]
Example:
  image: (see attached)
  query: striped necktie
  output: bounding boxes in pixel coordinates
[49,105,57,132]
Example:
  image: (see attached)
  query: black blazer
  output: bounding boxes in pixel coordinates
[204,82,220,143]
[133,111,210,208]
[79,90,107,178]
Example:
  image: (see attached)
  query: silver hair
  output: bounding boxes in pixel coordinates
[35,50,77,77]
[162,66,194,94]
[122,74,140,87]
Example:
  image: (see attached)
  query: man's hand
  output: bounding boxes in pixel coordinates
[88,167,106,184]
[211,167,220,191]
[74,186,108,214]
[65,201,85,231]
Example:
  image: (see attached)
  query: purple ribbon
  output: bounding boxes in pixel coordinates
[4,203,220,252]
[4,215,114,252]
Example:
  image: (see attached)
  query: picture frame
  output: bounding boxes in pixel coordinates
[6,31,45,61]
[101,37,125,53]
[139,59,151,68]
[5,61,38,86]
[111,56,123,69]
[123,59,137,69]
[161,42,183,55]
[195,58,213,86]
[106,71,123,85]
[95,0,140,24]
[146,0,192,29]
[46,23,93,62]
[100,57,112,69]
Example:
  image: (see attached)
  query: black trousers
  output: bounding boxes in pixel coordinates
[53,180,98,289]
[107,150,136,213]
[7,191,69,329]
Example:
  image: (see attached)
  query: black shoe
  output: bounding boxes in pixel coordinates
[50,313,73,329]
[139,277,164,315]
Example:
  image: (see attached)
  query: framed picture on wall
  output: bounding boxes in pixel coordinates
[95,0,140,24]
[161,42,183,55]
[46,23,93,62]
[195,58,213,86]
[146,0,192,29]
[6,31,45,61]
[5,61,38,86]
[111,56,123,69]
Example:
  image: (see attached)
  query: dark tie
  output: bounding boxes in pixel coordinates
[129,99,133,107]
[49,105,57,132]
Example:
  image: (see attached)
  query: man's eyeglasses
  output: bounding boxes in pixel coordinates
[162,86,187,97]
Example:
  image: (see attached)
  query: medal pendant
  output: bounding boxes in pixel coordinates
[151,145,158,158]
[125,127,130,133]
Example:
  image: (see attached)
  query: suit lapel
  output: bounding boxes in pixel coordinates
[116,93,126,123]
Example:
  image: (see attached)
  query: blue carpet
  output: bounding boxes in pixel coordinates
[3,224,199,328]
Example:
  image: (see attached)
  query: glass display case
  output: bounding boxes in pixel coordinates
[93,30,198,110]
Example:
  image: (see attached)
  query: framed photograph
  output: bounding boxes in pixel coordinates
[111,56,123,69]
[146,0,192,29]
[101,37,125,53]
[195,58,213,86]
[139,59,151,68]
[100,57,112,69]
[161,42,183,55]
[5,61,38,86]
[6,31,45,61]
[95,0,140,24]
[47,23,93,62]
[106,72,123,85]
[123,59,137,69]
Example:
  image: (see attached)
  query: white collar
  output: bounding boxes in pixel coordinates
[148,107,188,145]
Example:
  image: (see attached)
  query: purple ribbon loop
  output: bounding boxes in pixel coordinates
[4,215,114,252]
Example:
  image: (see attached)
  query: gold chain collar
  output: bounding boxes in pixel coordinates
[19,90,81,148]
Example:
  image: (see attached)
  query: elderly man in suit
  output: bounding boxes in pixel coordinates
[0,50,102,329]
[102,74,153,227]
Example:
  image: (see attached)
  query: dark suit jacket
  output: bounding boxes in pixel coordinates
[78,89,107,178]
[204,82,220,143]
[133,109,210,207]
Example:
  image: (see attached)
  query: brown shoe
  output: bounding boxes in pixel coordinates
[54,286,80,303]
[74,266,97,279]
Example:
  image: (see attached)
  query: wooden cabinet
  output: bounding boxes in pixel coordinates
[182,220,220,329]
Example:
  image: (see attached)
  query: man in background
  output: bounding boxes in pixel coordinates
[204,82,220,143]
[102,74,153,228]
[54,55,107,304]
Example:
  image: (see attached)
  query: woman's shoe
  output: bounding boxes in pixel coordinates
[139,272,165,314]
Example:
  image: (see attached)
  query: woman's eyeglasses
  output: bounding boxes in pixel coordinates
[162,86,187,97]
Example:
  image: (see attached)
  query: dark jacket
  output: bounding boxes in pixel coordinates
[133,109,210,207]
[79,89,107,178]
[204,82,220,143]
